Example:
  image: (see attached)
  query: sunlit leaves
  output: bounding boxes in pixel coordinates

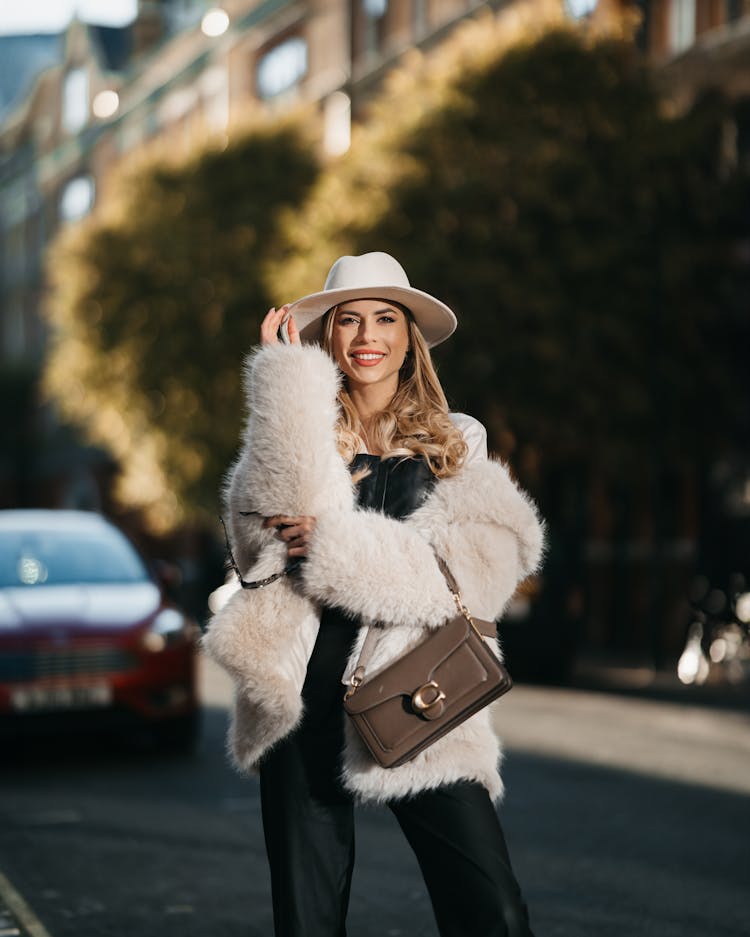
[276,24,748,472]
[44,118,319,531]
[43,14,748,532]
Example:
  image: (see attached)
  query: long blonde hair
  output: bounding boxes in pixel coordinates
[321,304,467,478]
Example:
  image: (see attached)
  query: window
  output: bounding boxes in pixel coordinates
[564,0,598,18]
[60,175,95,223]
[413,0,428,37]
[256,37,308,100]
[62,68,89,134]
[668,0,696,54]
[363,0,388,54]
[363,0,388,15]
[0,528,148,588]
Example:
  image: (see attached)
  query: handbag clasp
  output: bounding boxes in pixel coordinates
[411,681,446,719]
[344,666,365,700]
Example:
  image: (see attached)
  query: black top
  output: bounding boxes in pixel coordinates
[349,453,436,520]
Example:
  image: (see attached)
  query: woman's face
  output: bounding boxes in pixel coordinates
[330,299,410,396]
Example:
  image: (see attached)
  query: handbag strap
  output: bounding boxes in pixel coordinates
[432,553,461,596]
[220,515,302,589]
[345,551,496,698]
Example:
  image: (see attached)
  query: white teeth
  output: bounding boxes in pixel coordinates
[352,353,384,360]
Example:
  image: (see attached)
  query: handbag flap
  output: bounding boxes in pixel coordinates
[344,615,478,715]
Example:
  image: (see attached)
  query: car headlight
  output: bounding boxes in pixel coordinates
[142,609,192,652]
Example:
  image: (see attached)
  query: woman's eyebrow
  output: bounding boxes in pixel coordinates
[336,306,400,316]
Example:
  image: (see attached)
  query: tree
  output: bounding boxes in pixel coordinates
[274,23,749,475]
[45,118,320,531]
[267,19,750,671]
[44,17,749,536]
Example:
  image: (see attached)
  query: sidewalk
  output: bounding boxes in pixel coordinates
[567,651,750,712]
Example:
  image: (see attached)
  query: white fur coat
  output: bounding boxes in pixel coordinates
[202,343,545,802]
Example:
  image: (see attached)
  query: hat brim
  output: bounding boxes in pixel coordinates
[287,285,457,349]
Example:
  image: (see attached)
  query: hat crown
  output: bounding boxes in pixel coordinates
[323,252,411,293]
[288,251,456,348]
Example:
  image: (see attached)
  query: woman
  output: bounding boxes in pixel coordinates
[204,252,545,937]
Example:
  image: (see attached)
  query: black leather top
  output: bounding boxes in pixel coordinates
[350,454,436,520]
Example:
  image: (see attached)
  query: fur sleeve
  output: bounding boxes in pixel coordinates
[300,459,545,628]
[300,509,457,628]
[223,343,355,573]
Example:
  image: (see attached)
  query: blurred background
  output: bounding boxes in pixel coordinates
[1,4,749,936]
[1,0,750,693]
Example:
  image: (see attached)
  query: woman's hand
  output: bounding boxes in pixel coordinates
[263,515,316,558]
[260,305,300,346]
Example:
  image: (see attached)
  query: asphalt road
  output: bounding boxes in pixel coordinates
[0,655,748,937]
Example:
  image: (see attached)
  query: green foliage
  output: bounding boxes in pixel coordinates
[45,119,320,530]
[44,21,749,531]
[278,28,749,471]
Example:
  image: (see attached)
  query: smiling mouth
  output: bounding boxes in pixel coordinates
[350,352,386,365]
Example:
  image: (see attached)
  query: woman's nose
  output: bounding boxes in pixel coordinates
[355,319,375,343]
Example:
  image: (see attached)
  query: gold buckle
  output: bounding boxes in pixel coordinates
[451,591,484,639]
[411,680,446,716]
[344,668,364,700]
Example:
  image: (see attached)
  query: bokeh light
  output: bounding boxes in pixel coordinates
[201,8,229,38]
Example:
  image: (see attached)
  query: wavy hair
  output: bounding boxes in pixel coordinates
[321,304,467,478]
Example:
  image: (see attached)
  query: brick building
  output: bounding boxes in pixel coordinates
[643,0,750,108]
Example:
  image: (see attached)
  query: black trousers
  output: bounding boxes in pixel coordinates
[258,616,535,937]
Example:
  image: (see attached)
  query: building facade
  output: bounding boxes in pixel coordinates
[643,0,750,107]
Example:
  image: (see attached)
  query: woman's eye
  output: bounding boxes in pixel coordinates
[337,316,359,326]
[379,316,396,324]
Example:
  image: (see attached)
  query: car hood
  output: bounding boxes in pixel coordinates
[0,582,162,632]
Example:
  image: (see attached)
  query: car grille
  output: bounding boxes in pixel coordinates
[0,647,139,683]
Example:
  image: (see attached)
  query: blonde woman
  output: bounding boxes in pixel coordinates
[204,253,545,937]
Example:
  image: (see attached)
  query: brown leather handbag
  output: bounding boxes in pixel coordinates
[342,555,512,768]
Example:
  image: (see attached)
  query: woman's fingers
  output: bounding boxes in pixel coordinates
[277,522,315,543]
[262,515,316,557]
[263,515,315,529]
[286,543,309,558]
[279,522,312,558]
[260,305,291,346]
[286,313,301,345]
[260,307,280,346]
[279,525,308,544]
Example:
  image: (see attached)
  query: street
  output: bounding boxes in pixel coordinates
[0,655,747,937]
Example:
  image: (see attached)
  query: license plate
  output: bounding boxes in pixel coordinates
[10,683,113,712]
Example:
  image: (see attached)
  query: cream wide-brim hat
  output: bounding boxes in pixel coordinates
[287,252,457,349]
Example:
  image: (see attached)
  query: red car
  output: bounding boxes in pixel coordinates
[0,509,200,750]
